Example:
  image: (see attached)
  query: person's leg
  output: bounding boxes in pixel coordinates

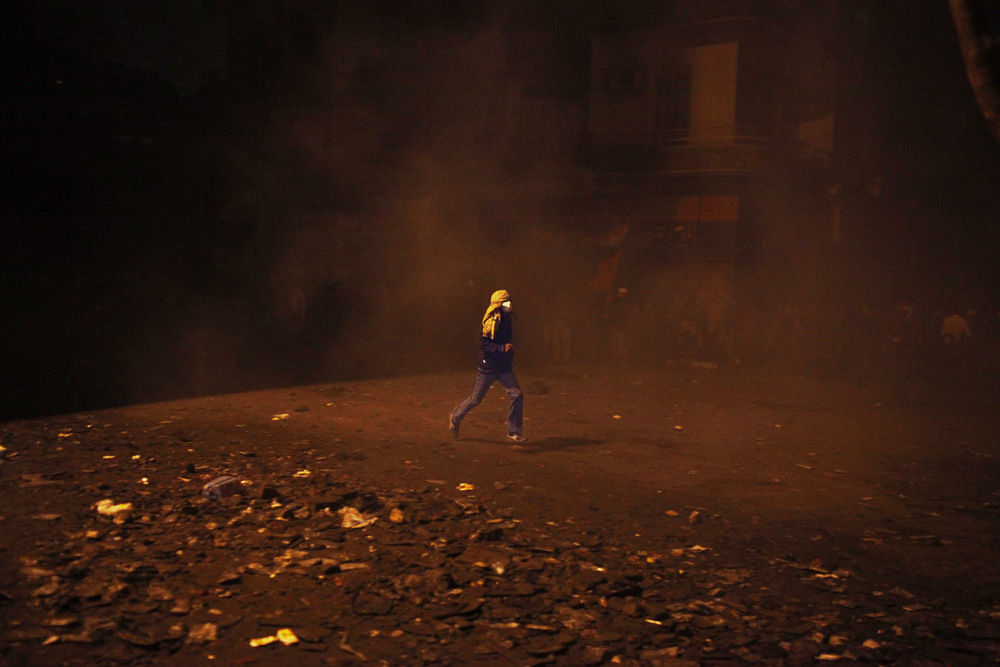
[497,371,524,436]
[451,369,495,428]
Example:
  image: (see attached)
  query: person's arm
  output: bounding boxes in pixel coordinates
[480,337,512,354]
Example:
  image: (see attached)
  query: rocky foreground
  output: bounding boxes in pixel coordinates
[1,373,1000,666]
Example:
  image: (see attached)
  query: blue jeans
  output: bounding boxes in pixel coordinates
[451,369,523,436]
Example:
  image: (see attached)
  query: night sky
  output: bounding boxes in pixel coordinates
[7,1,226,94]
[3,1,1000,421]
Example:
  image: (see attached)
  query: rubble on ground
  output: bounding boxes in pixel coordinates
[1,413,998,667]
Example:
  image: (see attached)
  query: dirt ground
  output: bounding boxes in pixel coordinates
[2,363,1000,666]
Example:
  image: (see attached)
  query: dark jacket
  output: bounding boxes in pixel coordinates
[479,312,514,372]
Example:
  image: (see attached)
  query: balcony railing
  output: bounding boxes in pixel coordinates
[589,126,828,176]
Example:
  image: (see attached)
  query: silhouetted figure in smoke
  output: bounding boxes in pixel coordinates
[940,310,972,345]
[939,309,976,376]
[542,305,573,364]
[607,287,631,364]
[449,290,525,442]
[882,301,917,361]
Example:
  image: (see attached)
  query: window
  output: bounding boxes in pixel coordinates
[656,64,692,137]
[605,65,644,95]
[688,42,738,143]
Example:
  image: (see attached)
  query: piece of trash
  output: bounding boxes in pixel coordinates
[337,507,378,529]
[218,572,242,585]
[807,558,828,572]
[338,631,368,661]
[338,563,370,572]
[250,635,277,647]
[201,476,242,500]
[33,581,60,597]
[276,628,298,645]
[186,623,217,645]
[292,470,312,478]
[457,483,474,492]
[95,499,133,517]
[250,628,297,647]
[272,413,290,421]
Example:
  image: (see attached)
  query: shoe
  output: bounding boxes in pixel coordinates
[448,414,460,438]
[506,433,526,443]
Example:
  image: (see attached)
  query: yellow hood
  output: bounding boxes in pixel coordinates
[481,289,510,338]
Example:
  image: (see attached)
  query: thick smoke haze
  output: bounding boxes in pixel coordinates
[3,0,1000,420]
[115,3,595,407]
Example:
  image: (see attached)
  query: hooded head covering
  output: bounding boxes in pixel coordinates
[482,289,511,338]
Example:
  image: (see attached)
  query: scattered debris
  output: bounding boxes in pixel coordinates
[186,623,217,645]
[201,475,242,499]
[94,499,132,524]
[1,387,996,667]
[338,506,378,529]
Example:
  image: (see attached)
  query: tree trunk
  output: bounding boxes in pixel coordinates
[949,0,1000,142]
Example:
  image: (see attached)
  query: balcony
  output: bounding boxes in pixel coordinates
[588,126,828,178]
[654,0,805,26]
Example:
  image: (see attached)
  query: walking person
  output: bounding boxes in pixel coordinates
[449,289,526,442]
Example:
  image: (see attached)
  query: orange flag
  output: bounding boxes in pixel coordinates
[589,251,620,291]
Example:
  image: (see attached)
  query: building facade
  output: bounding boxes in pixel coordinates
[493,1,843,362]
